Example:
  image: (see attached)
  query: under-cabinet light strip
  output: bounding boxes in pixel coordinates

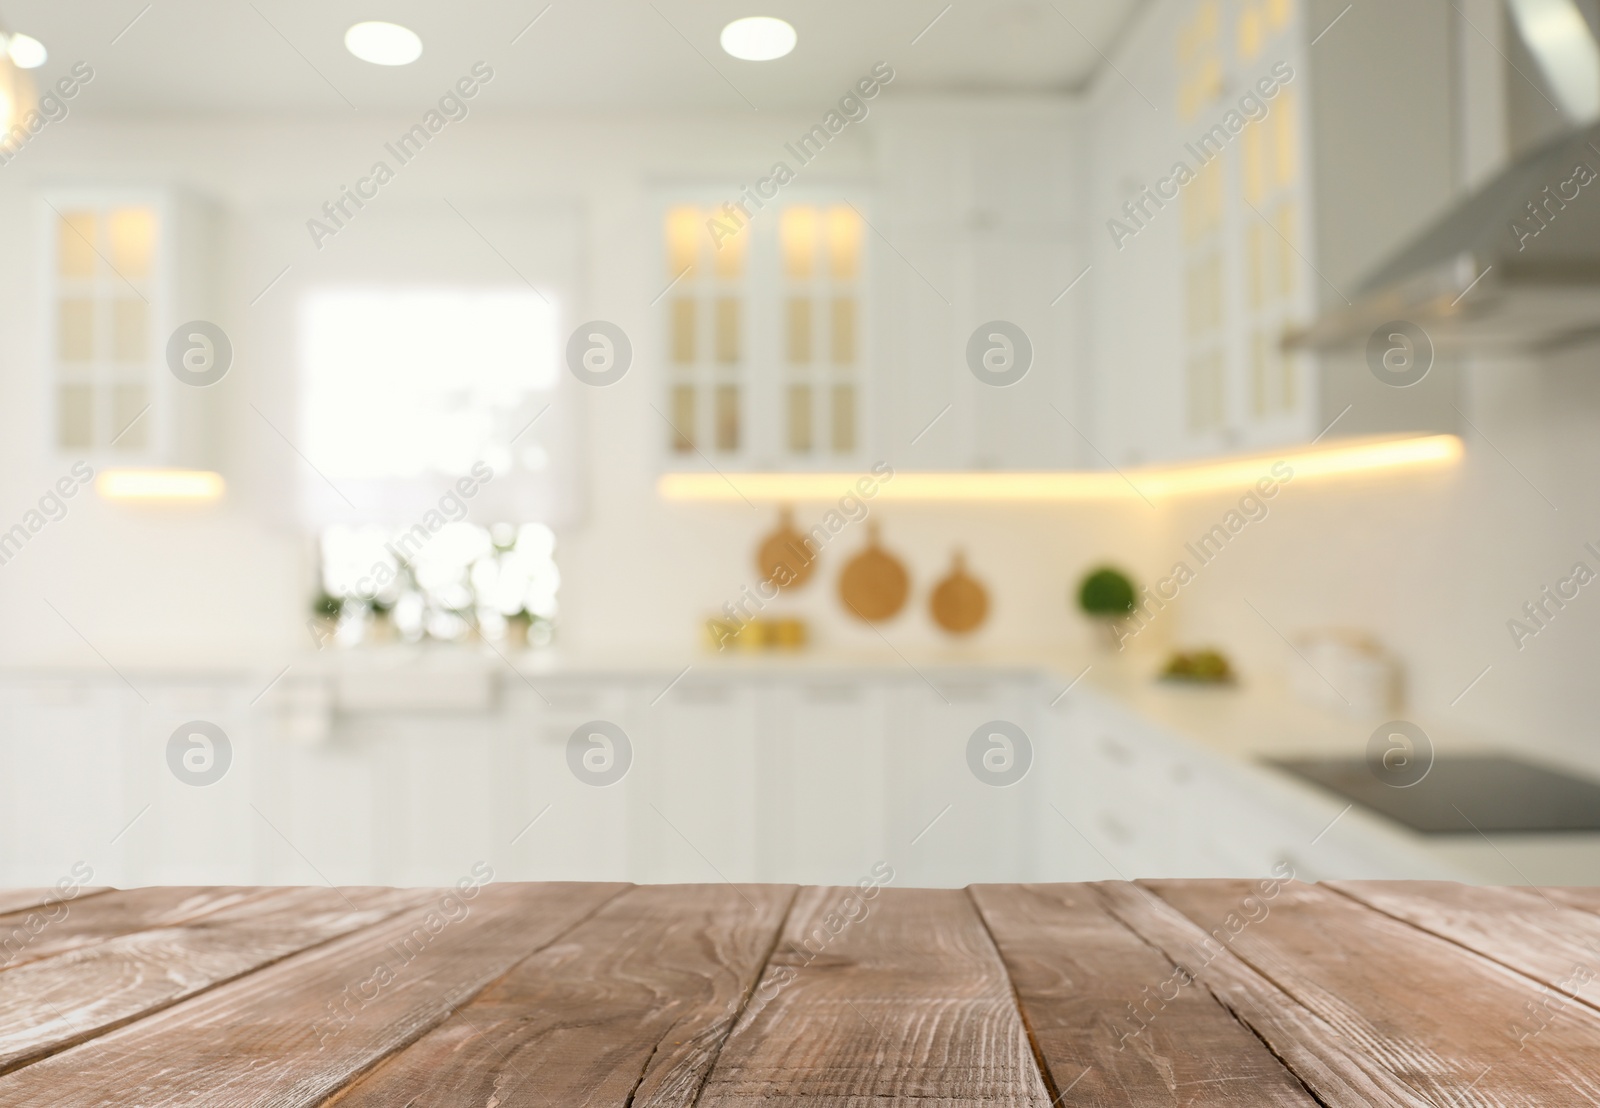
[96,469,226,501]
[656,434,1464,503]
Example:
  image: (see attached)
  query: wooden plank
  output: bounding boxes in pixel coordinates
[0,886,272,971]
[329,883,795,1107]
[0,882,624,1106]
[0,885,427,1075]
[970,883,1317,1106]
[696,885,1051,1107]
[1145,878,1600,1106]
[0,887,109,919]
[1096,882,1437,1108]
[1331,881,1600,1021]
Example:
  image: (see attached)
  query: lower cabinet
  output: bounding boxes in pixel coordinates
[0,665,1446,886]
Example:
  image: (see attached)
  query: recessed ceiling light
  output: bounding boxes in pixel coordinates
[720,16,796,61]
[6,32,47,70]
[344,21,423,66]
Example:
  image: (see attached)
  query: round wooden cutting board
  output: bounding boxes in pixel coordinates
[930,550,988,634]
[756,507,816,590]
[838,522,909,621]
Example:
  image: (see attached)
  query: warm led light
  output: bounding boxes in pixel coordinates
[96,469,226,501]
[656,435,1464,502]
[7,33,46,69]
[344,22,423,66]
[720,17,797,61]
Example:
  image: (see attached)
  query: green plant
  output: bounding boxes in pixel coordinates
[312,590,344,620]
[1077,566,1136,618]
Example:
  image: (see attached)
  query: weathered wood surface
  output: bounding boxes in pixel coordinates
[1,880,1600,1106]
[0,885,266,970]
[0,882,623,1106]
[330,884,793,1108]
[697,885,1052,1107]
[970,882,1318,1106]
[1145,879,1600,1106]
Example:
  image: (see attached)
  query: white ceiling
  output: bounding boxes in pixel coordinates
[0,0,1147,115]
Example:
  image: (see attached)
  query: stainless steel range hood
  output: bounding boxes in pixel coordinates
[1295,121,1600,354]
[1298,0,1600,354]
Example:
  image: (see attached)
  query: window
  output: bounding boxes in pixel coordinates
[661,198,867,466]
[298,284,575,640]
[301,287,556,480]
[296,285,575,525]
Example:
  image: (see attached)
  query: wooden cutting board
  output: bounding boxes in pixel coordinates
[755,507,816,590]
[838,521,909,621]
[930,550,988,634]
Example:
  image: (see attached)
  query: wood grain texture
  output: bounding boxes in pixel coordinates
[0,885,425,1075]
[1331,881,1600,1014]
[0,886,269,971]
[1146,878,1600,1107]
[330,883,794,1108]
[970,883,1317,1106]
[1096,881,1434,1108]
[697,884,1051,1107]
[0,882,624,1107]
[0,888,108,918]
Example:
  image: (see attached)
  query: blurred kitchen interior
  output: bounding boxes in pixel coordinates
[2,0,1600,890]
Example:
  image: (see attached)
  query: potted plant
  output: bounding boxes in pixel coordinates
[1076,566,1136,651]
[310,590,344,648]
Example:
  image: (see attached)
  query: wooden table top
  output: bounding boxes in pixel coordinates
[2,879,1599,1105]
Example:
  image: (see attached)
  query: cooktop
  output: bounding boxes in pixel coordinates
[1266,754,1600,834]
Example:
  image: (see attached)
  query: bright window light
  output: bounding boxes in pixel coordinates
[6,33,47,70]
[344,21,423,66]
[720,17,797,61]
[300,287,558,481]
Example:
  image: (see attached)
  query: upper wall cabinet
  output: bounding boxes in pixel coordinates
[657,192,870,472]
[1088,0,1461,467]
[42,187,221,471]
[873,100,1091,472]
[653,101,1092,475]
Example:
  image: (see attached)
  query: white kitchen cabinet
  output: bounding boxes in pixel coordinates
[886,671,1043,887]
[497,680,636,883]
[0,680,133,886]
[631,675,762,883]
[0,663,1474,888]
[1087,0,1460,467]
[124,681,256,887]
[40,188,221,470]
[255,723,381,886]
[762,677,891,884]
[875,101,1089,473]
